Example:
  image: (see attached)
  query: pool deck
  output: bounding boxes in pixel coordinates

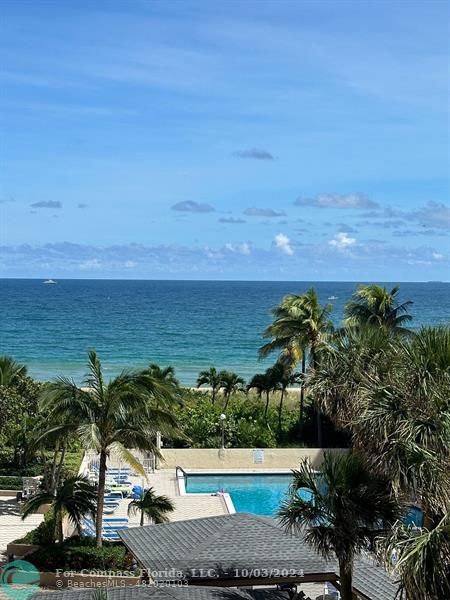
[183,468,294,474]
[122,469,230,523]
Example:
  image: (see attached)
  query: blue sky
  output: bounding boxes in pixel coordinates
[1,0,449,281]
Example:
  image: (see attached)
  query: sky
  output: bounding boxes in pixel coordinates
[1,0,449,281]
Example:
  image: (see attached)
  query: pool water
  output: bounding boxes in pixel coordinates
[185,473,425,526]
[185,473,293,516]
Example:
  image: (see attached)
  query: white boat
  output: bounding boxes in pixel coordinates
[328,295,338,300]
[43,279,57,284]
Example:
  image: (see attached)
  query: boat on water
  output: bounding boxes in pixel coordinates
[43,279,57,284]
[328,295,338,300]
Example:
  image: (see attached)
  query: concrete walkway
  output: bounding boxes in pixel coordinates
[0,495,43,563]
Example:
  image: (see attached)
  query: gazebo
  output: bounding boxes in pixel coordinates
[117,513,399,600]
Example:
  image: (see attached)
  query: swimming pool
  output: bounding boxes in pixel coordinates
[185,472,424,526]
[185,473,293,516]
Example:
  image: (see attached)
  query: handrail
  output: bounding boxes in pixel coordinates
[175,465,187,479]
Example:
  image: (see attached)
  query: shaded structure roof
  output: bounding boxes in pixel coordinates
[118,513,400,600]
[32,586,289,600]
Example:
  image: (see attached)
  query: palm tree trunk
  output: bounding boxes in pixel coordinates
[212,387,216,404]
[54,444,67,492]
[96,449,107,547]
[264,391,270,418]
[224,393,230,411]
[311,345,323,448]
[298,355,306,437]
[56,511,64,544]
[50,439,60,494]
[338,558,353,600]
[278,389,285,438]
[140,510,144,527]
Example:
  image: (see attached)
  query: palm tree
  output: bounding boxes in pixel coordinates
[247,371,274,418]
[344,284,413,333]
[260,288,334,446]
[308,325,396,431]
[219,370,245,410]
[380,511,450,600]
[197,367,222,404]
[269,362,300,438]
[279,452,401,600]
[40,351,179,547]
[312,324,450,530]
[146,364,180,401]
[22,475,97,543]
[0,356,27,387]
[355,327,450,528]
[127,486,174,526]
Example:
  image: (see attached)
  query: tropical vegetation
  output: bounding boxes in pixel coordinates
[39,351,181,546]
[21,475,97,544]
[127,486,174,526]
[0,282,448,597]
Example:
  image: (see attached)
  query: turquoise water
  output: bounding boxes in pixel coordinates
[185,473,293,516]
[186,473,424,525]
[1,279,449,384]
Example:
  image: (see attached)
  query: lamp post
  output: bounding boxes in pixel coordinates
[219,413,227,450]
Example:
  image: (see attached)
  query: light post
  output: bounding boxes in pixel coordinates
[219,413,227,450]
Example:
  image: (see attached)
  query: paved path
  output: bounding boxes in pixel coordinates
[0,496,43,563]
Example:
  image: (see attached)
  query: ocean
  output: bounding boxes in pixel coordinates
[1,279,449,384]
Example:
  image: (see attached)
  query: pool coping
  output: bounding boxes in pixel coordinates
[176,468,295,516]
[176,468,236,514]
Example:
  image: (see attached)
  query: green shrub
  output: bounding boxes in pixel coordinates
[173,388,349,448]
[14,508,56,545]
[0,465,42,477]
[174,393,283,448]
[0,475,22,490]
[28,538,135,574]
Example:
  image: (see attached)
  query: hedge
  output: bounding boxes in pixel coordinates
[0,475,22,490]
[28,537,135,573]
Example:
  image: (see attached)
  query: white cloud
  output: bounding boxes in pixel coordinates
[225,242,251,255]
[329,232,356,249]
[432,252,444,261]
[78,258,102,270]
[295,193,378,210]
[273,233,293,255]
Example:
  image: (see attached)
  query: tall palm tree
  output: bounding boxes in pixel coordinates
[0,356,27,387]
[197,367,222,404]
[344,284,413,333]
[40,351,179,547]
[22,475,97,543]
[269,362,300,438]
[260,289,333,446]
[219,370,245,410]
[127,486,174,526]
[279,452,401,600]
